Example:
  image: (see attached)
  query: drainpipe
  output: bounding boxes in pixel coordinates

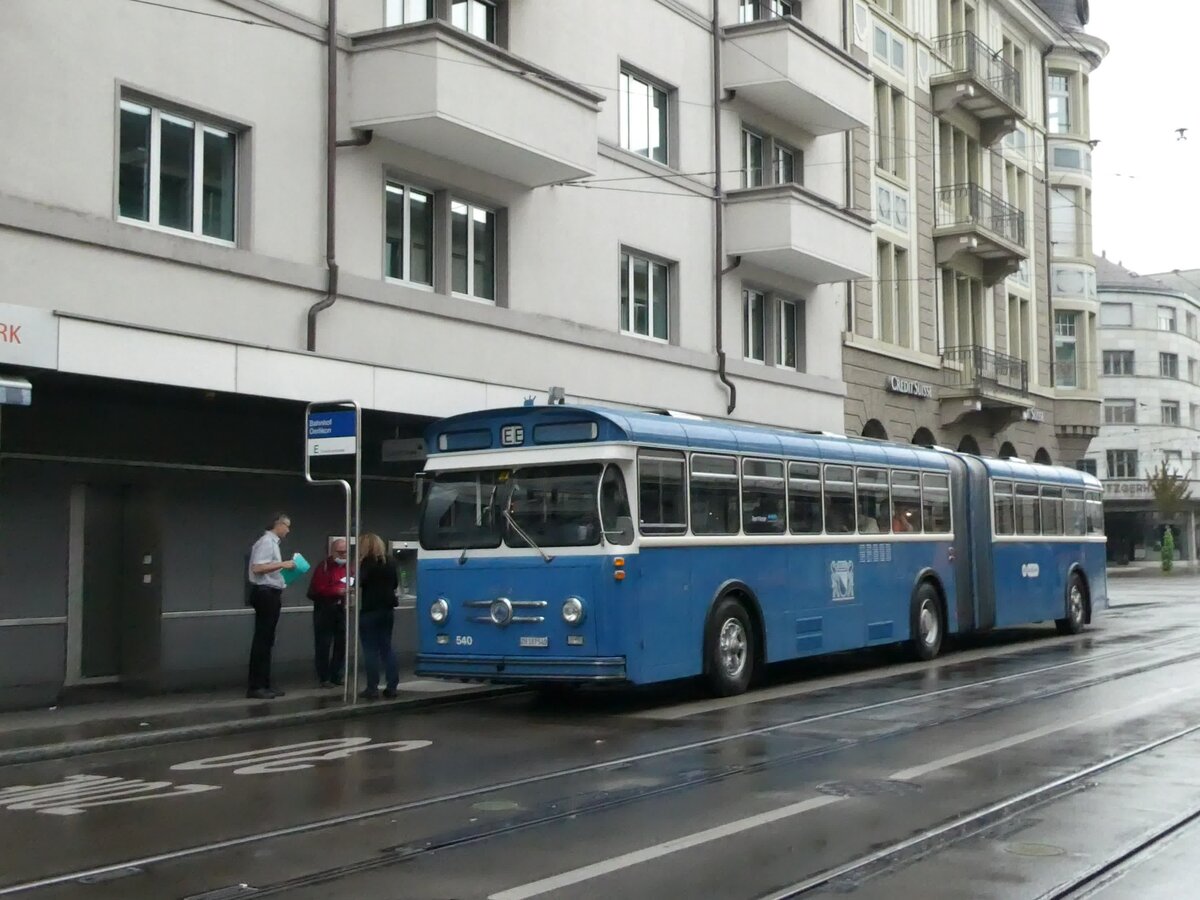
[842,0,855,340]
[1041,44,1055,389]
[306,2,375,353]
[713,1,737,415]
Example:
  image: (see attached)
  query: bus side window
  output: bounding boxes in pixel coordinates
[993,482,1015,535]
[1015,484,1040,535]
[1085,491,1104,535]
[890,470,921,533]
[1041,487,1064,535]
[742,458,786,535]
[823,465,855,534]
[638,450,687,535]
[601,464,634,545]
[691,454,740,535]
[1063,489,1086,536]
[856,468,890,534]
[788,461,822,534]
[921,473,951,533]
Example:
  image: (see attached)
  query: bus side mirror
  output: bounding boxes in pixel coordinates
[604,516,634,546]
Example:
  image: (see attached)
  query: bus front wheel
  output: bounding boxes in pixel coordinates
[910,583,944,662]
[704,598,754,697]
[1056,573,1087,635]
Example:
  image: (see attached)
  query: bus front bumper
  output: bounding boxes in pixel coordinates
[416,653,627,682]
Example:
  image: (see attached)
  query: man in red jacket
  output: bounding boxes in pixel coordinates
[307,538,348,688]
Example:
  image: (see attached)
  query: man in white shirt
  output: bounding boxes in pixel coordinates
[246,513,296,699]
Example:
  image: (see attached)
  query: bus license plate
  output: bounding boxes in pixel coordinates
[520,636,549,648]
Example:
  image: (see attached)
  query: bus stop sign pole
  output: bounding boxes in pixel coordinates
[304,400,362,706]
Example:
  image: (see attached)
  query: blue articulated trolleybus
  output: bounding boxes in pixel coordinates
[415,405,1107,696]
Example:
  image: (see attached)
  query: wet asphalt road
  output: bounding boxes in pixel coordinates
[2,578,1199,900]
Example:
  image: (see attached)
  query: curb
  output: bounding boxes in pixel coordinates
[0,684,518,767]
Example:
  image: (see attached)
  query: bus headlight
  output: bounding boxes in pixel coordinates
[430,598,449,624]
[562,597,585,626]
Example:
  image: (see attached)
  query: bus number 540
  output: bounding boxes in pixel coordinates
[455,635,473,647]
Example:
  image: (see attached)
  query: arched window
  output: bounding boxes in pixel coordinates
[958,435,981,455]
[1034,447,1053,465]
[911,427,936,448]
[862,419,888,440]
[998,441,1018,459]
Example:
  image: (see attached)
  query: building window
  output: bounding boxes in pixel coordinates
[1165,450,1184,471]
[118,99,238,243]
[777,298,801,369]
[1190,358,1198,385]
[1104,400,1136,425]
[1159,305,1178,332]
[1103,350,1134,376]
[1054,312,1078,388]
[743,129,764,188]
[384,182,435,286]
[1161,352,1180,379]
[743,287,805,369]
[738,0,796,23]
[1007,293,1031,365]
[385,0,431,25]
[451,201,496,301]
[1107,450,1138,479]
[744,289,766,362]
[452,0,496,41]
[877,240,911,348]
[1192,404,1200,428]
[868,0,904,23]
[1075,459,1097,476]
[774,143,801,185]
[619,69,669,165]
[941,269,985,350]
[1050,188,1080,257]
[619,250,670,341]
[874,80,906,180]
[1163,401,1181,426]
[1189,312,1198,339]
[1100,303,1132,327]
[1048,72,1071,134]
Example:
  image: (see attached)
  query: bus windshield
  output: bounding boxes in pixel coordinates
[421,463,606,550]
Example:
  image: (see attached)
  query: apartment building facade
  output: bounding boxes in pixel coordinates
[1093,256,1200,565]
[0,0,873,703]
[841,0,1106,465]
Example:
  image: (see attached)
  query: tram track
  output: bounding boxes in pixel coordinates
[8,629,1200,897]
[754,720,1200,900]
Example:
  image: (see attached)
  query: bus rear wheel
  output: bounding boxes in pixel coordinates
[704,598,754,697]
[1056,573,1087,635]
[910,583,944,662]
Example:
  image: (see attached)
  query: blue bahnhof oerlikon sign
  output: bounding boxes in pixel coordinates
[306,410,357,456]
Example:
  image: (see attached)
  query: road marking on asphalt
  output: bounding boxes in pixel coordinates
[489,688,1193,900]
[171,737,431,775]
[0,775,219,817]
[636,631,1186,721]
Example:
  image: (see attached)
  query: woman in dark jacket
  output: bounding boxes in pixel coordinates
[357,532,400,699]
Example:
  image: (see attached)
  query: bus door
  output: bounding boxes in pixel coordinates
[956,455,995,630]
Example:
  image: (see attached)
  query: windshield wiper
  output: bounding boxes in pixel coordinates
[459,483,500,565]
[502,508,554,563]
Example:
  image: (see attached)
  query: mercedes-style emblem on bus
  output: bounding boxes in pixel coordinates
[490,597,514,627]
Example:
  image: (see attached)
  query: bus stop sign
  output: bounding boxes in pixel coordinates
[307,410,357,456]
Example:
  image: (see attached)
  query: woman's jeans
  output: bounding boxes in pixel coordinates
[359,608,399,691]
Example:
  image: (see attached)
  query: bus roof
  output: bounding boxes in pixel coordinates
[980,456,1102,490]
[426,405,953,471]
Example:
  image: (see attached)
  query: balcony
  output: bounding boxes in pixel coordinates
[934,183,1027,286]
[724,184,873,284]
[930,32,1023,145]
[723,14,871,135]
[348,22,603,187]
[940,345,1030,427]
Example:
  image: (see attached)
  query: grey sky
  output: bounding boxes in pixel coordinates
[1090,1,1198,274]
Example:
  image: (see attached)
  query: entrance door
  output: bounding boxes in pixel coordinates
[66,484,161,686]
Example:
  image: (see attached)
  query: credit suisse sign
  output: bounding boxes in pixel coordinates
[0,303,58,370]
[886,375,934,399]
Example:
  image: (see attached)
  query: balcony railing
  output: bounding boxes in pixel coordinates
[943,345,1028,395]
[935,183,1024,248]
[738,0,799,23]
[932,31,1022,109]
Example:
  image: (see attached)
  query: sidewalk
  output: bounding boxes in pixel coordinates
[0,677,513,767]
[1106,561,1200,577]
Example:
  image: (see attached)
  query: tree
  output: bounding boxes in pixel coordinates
[1147,461,1191,573]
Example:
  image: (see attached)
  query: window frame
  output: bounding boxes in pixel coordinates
[1162,400,1181,426]
[1161,352,1180,379]
[1159,305,1178,332]
[636,449,688,536]
[690,453,741,536]
[1106,449,1138,480]
[451,0,497,42]
[618,67,671,166]
[619,248,672,343]
[450,198,497,303]
[741,457,787,535]
[1103,399,1136,425]
[384,180,437,288]
[116,98,240,246]
[787,460,823,535]
[1102,350,1134,376]
[743,288,767,363]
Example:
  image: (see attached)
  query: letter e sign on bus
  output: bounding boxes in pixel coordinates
[307,410,357,456]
